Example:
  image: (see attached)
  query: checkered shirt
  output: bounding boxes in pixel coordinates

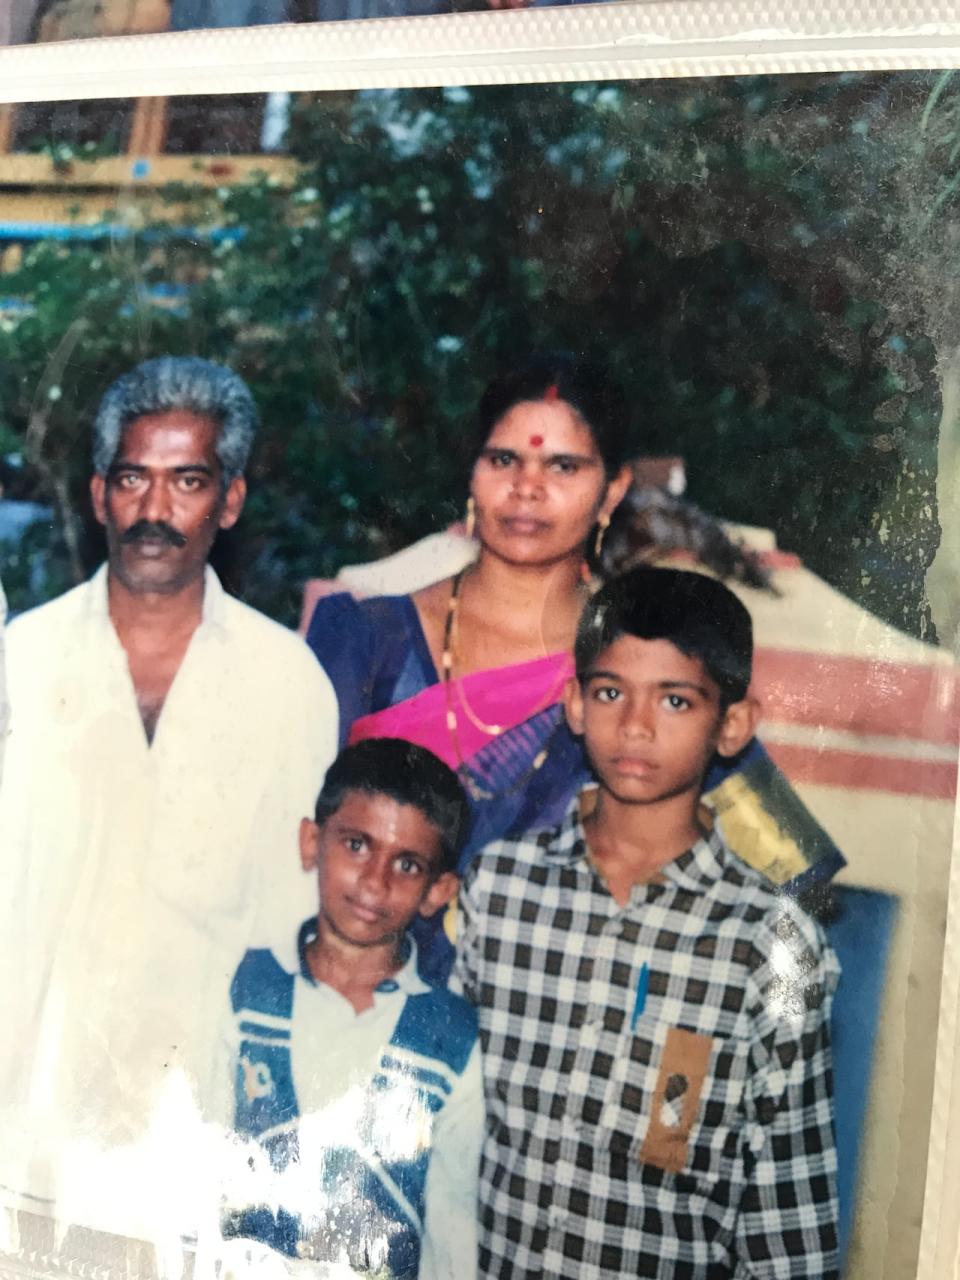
[456,794,840,1280]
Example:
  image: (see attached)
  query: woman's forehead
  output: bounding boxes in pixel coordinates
[485,398,599,454]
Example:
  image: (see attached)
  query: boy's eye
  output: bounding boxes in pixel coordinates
[345,836,365,853]
[593,685,622,703]
[662,693,692,711]
[396,855,424,877]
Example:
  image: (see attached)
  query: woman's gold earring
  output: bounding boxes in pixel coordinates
[594,512,610,559]
[465,495,476,540]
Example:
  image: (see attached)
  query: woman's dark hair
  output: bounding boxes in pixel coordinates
[575,567,754,707]
[473,352,628,478]
[314,738,470,874]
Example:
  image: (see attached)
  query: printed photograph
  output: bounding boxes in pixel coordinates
[0,68,958,1280]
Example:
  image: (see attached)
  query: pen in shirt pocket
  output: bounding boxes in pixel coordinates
[630,962,649,1031]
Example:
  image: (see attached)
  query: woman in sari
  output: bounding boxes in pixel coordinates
[306,354,843,978]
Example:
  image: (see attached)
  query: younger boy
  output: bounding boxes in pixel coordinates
[224,738,482,1280]
[457,567,840,1280]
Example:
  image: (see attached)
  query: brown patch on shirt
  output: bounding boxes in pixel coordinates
[639,1026,713,1173]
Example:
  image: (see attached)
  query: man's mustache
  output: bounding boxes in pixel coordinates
[121,520,188,548]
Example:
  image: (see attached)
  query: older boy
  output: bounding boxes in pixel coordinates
[224,738,481,1280]
[457,567,839,1279]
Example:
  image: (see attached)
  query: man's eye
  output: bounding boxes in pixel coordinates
[114,473,141,488]
[178,475,203,491]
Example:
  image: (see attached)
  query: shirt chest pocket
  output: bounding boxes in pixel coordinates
[606,1021,750,1187]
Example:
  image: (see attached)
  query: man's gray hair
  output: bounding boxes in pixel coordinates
[93,356,258,483]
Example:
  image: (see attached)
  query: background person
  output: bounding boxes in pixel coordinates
[0,356,338,1233]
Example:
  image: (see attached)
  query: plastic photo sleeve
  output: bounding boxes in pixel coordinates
[0,5,959,1280]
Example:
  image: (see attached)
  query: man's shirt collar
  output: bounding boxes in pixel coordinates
[86,563,229,636]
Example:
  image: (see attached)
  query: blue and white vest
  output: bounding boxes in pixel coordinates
[226,929,478,1277]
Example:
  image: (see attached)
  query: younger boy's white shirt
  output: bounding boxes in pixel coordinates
[224,943,481,1280]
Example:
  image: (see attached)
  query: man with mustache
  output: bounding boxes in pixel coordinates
[0,357,337,1236]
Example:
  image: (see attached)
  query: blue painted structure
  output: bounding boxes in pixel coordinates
[825,885,899,1270]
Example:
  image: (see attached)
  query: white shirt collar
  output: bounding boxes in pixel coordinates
[377,935,432,998]
[297,916,431,999]
[85,562,229,636]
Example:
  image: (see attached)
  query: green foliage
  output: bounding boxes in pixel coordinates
[0,73,952,635]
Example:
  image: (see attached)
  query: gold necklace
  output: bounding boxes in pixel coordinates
[443,568,574,736]
[442,571,505,736]
[441,568,569,801]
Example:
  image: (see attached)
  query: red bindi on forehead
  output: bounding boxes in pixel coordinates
[529,434,544,447]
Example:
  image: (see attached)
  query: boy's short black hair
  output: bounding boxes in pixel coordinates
[314,738,470,874]
[575,567,753,706]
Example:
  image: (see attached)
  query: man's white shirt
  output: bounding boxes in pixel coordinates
[0,565,338,1229]
[0,572,6,785]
